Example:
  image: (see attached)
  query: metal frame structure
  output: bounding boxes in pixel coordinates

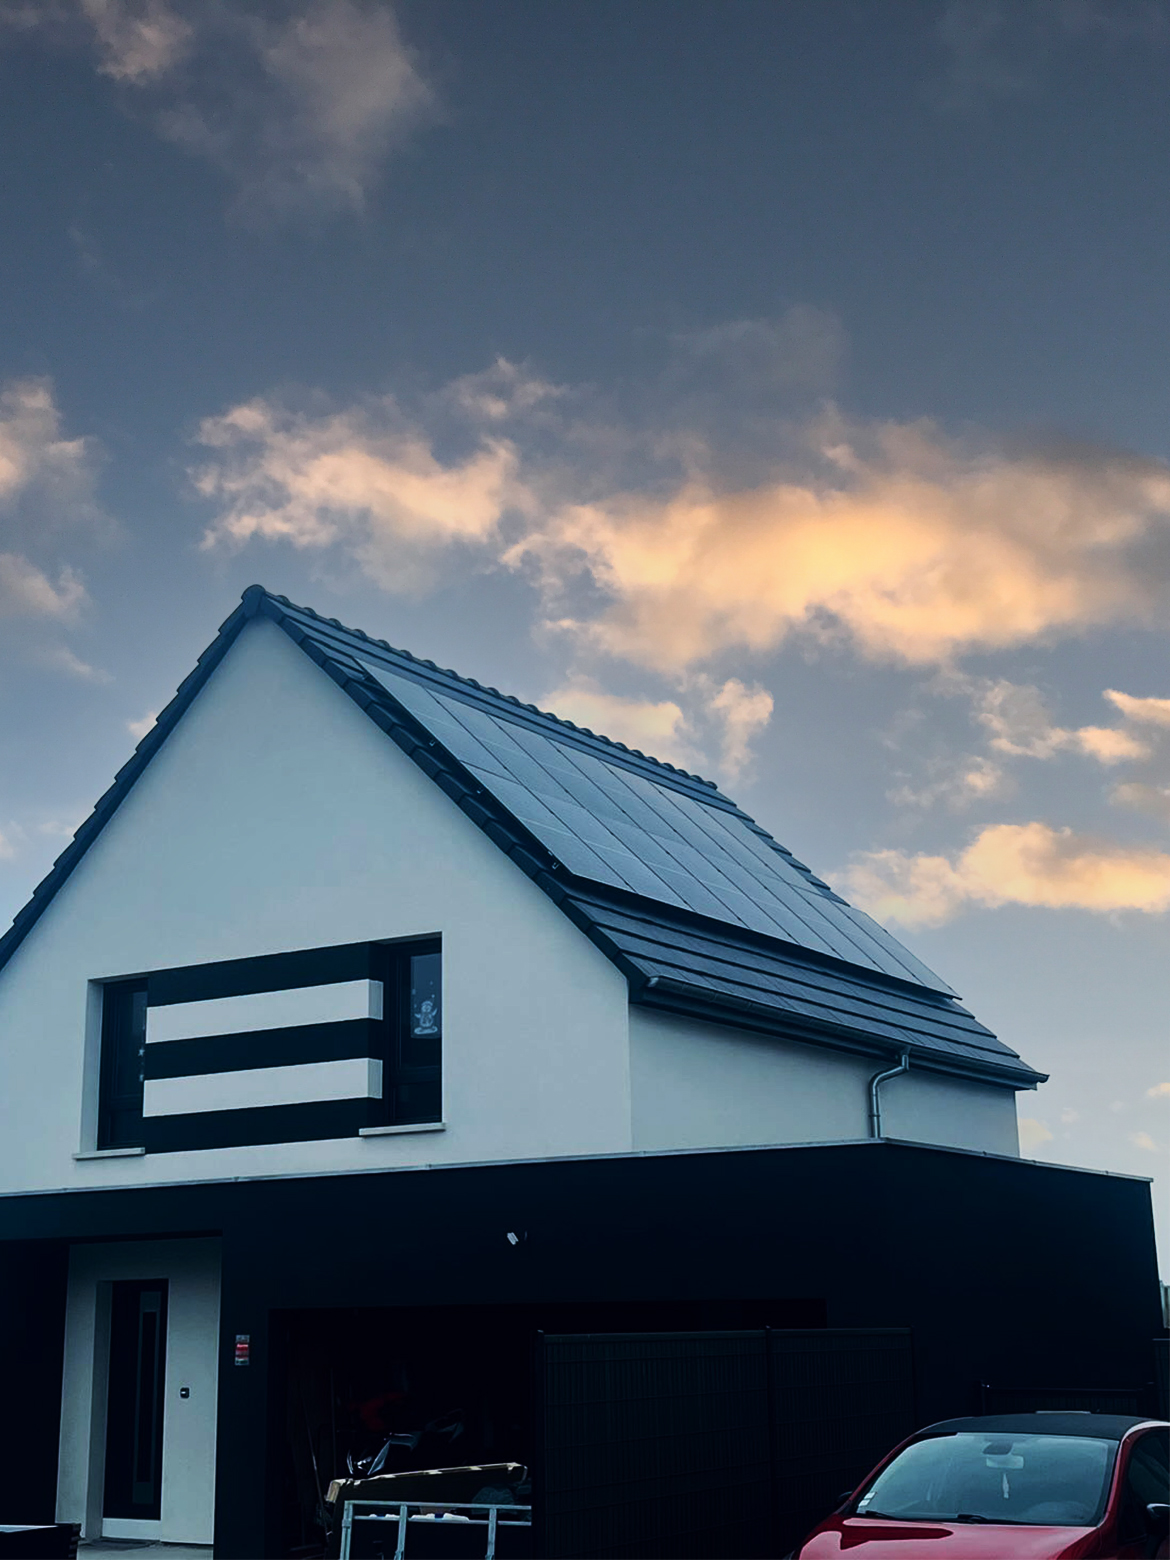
[338,1499,533,1560]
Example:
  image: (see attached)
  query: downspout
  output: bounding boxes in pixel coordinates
[868,1050,910,1139]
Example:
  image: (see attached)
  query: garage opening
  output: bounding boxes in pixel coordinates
[271,1298,826,1557]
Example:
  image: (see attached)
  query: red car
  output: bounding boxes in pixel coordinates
[792,1413,1169,1558]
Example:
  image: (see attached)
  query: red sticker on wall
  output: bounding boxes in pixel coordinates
[234,1334,250,1366]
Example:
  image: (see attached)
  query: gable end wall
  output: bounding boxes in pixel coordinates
[0,617,632,1193]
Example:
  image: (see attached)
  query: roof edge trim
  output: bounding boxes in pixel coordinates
[0,593,258,979]
[634,977,1047,1090]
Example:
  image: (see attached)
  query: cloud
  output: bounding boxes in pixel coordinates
[189,361,1170,742]
[0,555,86,620]
[127,709,158,740]
[1071,725,1150,762]
[0,378,102,681]
[889,754,1007,811]
[932,0,1169,109]
[444,358,566,425]
[512,420,1170,674]
[541,681,693,769]
[957,678,1150,764]
[1130,1130,1162,1153]
[540,673,773,780]
[0,374,100,630]
[195,393,528,591]
[666,307,847,401]
[79,0,191,80]
[0,377,100,516]
[9,0,436,218]
[33,642,109,680]
[1104,689,1170,727]
[706,677,774,776]
[1019,1116,1055,1152]
[1147,1082,1170,1099]
[844,821,1170,927]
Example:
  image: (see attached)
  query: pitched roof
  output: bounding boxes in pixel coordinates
[0,586,1045,1089]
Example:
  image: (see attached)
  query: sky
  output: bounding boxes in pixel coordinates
[0,0,1167,1248]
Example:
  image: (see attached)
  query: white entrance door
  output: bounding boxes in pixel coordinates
[56,1237,221,1544]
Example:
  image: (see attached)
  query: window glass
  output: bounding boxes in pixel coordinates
[1119,1429,1170,1540]
[99,981,147,1149]
[410,952,441,1037]
[854,1433,1117,1527]
[402,951,441,1071]
[369,943,441,1126]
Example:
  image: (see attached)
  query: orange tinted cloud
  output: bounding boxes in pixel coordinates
[514,423,1170,670]
[844,821,1170,927]
[1104,689,1170,727]
[541,681,691,768]
[196,396,528,591]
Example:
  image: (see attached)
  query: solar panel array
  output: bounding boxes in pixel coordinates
[356,656,951,994]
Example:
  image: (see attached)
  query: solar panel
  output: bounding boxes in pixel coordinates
[355,653,952,994]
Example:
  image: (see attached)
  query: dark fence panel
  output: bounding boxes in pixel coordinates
[539,1331,772,1560]
[769,1329,916,1555]
[538,1328,916,1560]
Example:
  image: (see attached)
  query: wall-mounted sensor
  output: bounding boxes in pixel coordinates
[180,1386,190,1399]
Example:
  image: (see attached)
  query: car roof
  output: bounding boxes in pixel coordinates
[918,1413,1165,1440]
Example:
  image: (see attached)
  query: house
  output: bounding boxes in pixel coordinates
[0,586,1161,1557]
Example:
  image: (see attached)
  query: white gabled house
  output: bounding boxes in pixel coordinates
[0,586,1157,1558]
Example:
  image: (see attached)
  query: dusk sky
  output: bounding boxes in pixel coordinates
[1,0,1167,1244]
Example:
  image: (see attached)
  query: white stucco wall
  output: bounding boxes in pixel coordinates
[56,1238,220,1542]
[629,1008,1021,1156]
[0,616,632,1193]
[881,1065,1021,1156]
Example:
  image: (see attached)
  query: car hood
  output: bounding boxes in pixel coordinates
[797,1517,1097,1557]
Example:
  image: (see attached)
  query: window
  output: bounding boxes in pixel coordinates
[98,979,147,1148]
[373,942,442,1126]
[1117,1428,1169,1545]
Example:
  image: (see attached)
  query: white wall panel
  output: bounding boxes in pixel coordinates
[629,1008,1020,1156]
[147,978,382,1043]
[143,1057,383,1116]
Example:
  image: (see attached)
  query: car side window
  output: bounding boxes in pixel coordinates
[1118,1429,1169,1543]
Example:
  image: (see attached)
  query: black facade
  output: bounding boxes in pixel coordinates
[1,1139,1162,1557]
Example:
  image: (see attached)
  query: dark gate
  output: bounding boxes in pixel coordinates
[536,1328,915,1559]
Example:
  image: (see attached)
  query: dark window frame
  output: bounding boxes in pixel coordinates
[96,937,440,1149]
[373,938,442,1127]
[97,978,148,1149]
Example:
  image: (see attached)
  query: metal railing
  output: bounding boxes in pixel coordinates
[339,1498,532,1560]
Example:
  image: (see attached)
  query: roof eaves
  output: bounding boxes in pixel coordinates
[561,880,966,1010]
[634,975,1047,1089]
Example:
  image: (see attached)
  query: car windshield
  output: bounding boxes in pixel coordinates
[853,1433,1117,1527]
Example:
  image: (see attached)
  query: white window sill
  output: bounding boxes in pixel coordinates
[359,1122,446,1138]
[74,1146,146,1160]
